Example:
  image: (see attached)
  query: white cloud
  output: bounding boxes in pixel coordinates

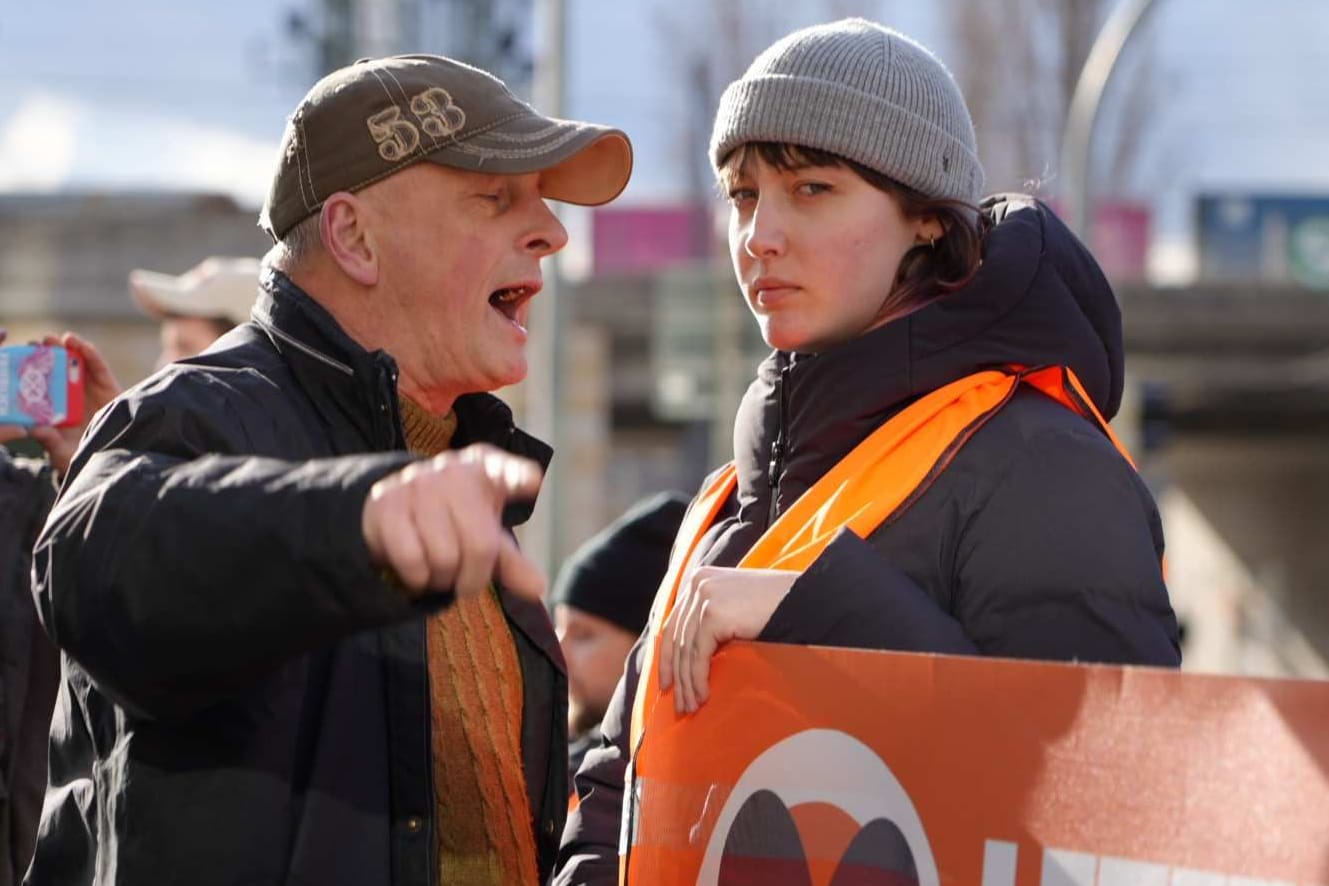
[135,119,279,208]
[0,90,280,207]
[0,93,78,190]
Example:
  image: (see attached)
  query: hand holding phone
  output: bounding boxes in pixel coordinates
[1,330,121,475]
[0,343,85,427]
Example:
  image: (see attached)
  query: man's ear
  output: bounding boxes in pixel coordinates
[320,193,379,287]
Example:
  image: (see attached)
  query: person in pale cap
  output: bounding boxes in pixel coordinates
[550,491,688,780]
[28,53,632,886]
[557,20,1178,882]
[129,256,261,368]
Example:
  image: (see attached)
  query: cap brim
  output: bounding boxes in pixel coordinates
[424,113,633,206]
[129,269,192,319]
[128,258,261,324]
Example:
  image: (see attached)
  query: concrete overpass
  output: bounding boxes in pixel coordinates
[1120,281,1329,677]
[1121,282,1329,432]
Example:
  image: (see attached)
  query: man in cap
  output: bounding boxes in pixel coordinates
[129,256,262,368]
[27,54,631,886]
[551,492,688,781]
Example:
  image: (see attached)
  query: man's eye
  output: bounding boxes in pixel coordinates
[728,188,756,204]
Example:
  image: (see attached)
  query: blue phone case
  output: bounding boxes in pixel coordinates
[0,344,72,426]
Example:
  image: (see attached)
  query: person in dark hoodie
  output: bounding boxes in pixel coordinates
[551,492,689,781]
[555,18,1180,884]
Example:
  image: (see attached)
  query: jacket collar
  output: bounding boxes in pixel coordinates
[252,266,379,380]
[731,320,915,530]
[250,267,552,527]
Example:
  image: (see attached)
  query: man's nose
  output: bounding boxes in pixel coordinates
[524,200,569,257]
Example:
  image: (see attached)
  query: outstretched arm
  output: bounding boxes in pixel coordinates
[35,383,546,720]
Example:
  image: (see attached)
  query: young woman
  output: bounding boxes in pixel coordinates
[554,18,1180,884]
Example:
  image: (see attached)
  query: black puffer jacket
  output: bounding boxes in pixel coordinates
[25,270,568,886]
[555,196,1181,885]
[0,454,59,886]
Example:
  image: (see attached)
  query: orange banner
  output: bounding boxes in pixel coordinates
[628,643,1329,886]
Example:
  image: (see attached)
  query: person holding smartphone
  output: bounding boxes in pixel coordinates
[0,331,120,477]
[0,329,119,886]
[128,255,262,369]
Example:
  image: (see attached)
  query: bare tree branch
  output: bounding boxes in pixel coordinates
[943,0,1158,200]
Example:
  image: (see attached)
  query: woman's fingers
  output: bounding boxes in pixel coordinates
[675,576,711,714]
[690,598,724,707]
[673,598,692,714]
[658,563,697,693]
[668,583,695,712]
[656,566,799,713]
[657,604,677,692]
[657,567,720,714]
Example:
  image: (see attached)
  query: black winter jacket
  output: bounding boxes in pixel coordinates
[554,196,1181,885]
[25,270,568,886]
[0,455,59,886]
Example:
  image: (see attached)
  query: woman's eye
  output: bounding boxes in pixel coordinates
[795,181,831,196]
[727,187,756,205]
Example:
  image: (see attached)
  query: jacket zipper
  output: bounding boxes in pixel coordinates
[374,356,404,450]
[251,309,356,376]
[767,359,790,527]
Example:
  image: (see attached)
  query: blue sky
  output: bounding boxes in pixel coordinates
[2,0,1327,280]
[0,1,302,203]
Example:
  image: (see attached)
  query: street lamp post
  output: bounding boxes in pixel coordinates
[524,0,567,580]
[1060,0,1164,238]
[1060,0,1166,456]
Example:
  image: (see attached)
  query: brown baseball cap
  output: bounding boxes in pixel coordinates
[259,54,634,241]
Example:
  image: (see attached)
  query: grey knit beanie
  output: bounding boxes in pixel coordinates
[710,18,984,205]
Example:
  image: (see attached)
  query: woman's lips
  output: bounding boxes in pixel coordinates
[754,284,798,309]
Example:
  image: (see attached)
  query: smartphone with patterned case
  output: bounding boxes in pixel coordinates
[0,344,85,428]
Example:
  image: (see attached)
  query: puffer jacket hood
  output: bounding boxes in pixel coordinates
[909,194,1123,418]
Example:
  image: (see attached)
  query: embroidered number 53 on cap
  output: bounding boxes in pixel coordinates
[366,87,466,162]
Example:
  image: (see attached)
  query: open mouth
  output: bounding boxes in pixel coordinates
[488,285,537,327]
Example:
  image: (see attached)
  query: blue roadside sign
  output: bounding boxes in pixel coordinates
[1198,194,1329,289]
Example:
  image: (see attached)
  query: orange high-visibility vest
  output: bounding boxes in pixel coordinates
[618,365,1137,884]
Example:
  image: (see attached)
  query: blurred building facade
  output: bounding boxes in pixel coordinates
[0,193,270,385]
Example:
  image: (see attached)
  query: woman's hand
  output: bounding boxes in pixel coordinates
[657,565,799,714]
[0,330,123,476]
